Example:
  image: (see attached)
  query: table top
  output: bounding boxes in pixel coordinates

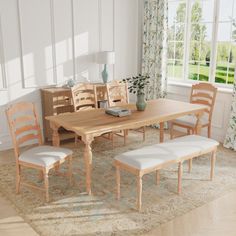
[46,99,206,138]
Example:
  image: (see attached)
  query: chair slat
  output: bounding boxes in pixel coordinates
[15,125,39,136]
[192,99,212,107]
[17,133,40,146]
[71,83,97,112]
[13,115,35,125]
[6,102,34,117]
[192,92,213,100]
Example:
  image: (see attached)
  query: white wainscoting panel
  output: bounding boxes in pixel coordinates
[0,0,140,150]
[18,0,55,87]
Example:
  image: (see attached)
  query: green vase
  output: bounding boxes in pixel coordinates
[136,94,146,111]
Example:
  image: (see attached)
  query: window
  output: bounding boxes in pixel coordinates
[168,0,236,85]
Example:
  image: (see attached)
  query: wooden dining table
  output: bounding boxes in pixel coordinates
[46,99,207,195]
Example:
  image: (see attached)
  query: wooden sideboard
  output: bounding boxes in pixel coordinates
[41,84,107,141]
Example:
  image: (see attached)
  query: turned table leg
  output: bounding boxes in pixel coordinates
[83,137,94,195]
[50,122,60,147]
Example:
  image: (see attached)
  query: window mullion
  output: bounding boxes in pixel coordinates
[209,0,219,83]
[183,0,191,82]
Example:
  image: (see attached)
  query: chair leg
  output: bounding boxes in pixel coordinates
[68,156,73,186]
[137,174,142,211]
[142,126,146,141]
[124,130,128,146]
[44,169,49,202]
[156,170,160,185]
[188,159,192,173]
[170,122,174,139]
[16,164,21,194]
[208,125,211,138]
[116,166,121,200]
[74,134,78,145]
[178,162,183,194]
[111,133,114,148]
[210,150,216,180]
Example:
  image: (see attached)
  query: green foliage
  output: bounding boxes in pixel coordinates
[122,74,150,95]
[190,1,207,62]
[205,51,210,66]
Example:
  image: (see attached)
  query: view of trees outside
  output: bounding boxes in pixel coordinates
[168,0,236,84]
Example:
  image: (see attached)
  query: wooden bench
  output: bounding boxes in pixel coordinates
[114,135,219,211]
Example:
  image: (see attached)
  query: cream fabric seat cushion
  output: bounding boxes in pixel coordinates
[19,145,73,167]
[173,114,209,128]
[115,135,219,170]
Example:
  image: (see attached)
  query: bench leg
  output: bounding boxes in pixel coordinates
[188,159,192,173]
[178,162,183,195]
[137,175,142,211]
[156,170,160,185]
[210,150,216,180]
[116,166,121,200]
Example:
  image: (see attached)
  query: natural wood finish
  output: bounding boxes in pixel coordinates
[188,159,192,173]
[114,144,218,211]
[170,82,217,139]
[46,99,207,195]
[159,122,164,143]
[71,83,98,144]
[116,166,121,200]
[71,83,98,111]
[6,102,73,202]
[156,170,160,185]
[178,162,183,194]
[106,81,129,107]
[41,84,107,141]
[41,87,74,141]
[106,80,146,145]
[137,175,142,212]
[210,150,216,180]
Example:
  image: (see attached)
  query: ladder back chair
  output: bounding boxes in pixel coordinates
[6,102,73,202]
[71,83,98,112]
[106,80,129,107]
[106,81,146,146]
[170,82,217,139]
[71,83,98,143]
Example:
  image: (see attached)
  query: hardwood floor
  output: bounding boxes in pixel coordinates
[144,190,236,236]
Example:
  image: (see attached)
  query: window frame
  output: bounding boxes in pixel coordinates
[168,0,236,88]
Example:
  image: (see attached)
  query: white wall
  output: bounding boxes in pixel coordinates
[167,84,233,143]
[0,0,140,150]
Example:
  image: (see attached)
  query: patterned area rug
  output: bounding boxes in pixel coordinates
[0,128,236,236]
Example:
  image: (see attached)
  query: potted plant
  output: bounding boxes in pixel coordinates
[123,74,150,111]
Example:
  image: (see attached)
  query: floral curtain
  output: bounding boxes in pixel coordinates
[142,0,168,99]
[224,81,236,151]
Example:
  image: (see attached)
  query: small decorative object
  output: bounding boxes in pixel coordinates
[66,78,75,88]
[95,51,115,84]
[105,107,131,117]
[123,74,150,111]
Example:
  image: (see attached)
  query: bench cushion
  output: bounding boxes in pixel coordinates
[115,135,219,170]
[19,145,73,167]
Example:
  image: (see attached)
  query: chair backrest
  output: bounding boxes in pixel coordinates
[5,102,43,158]
[106,81,129,107]
[190,83,217,122]
[71,83,98,112]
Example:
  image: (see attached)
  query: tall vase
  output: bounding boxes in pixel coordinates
[136,94,147,111]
